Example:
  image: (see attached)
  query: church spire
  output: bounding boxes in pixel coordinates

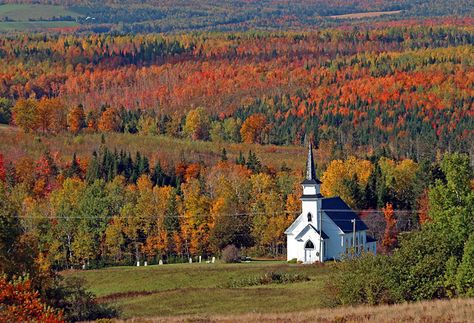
[306,142,316,181]
[303,142,322,184]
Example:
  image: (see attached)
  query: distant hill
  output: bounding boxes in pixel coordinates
[0,0,472,33]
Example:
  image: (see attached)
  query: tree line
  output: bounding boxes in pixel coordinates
[0,145,448,271]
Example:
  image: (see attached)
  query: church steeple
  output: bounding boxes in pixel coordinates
[303,142,321,184]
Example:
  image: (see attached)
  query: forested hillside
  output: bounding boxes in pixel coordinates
[0,0,473,33]
[1,25,473,159]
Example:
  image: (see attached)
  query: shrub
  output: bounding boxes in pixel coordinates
[456,233,474,297]
[46,277,118,322]
[327,253,401,306]
[227,271,310,288]
[222,244,240,263]
[287,258,297,264]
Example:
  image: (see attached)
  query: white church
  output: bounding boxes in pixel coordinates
[285,143,376,263]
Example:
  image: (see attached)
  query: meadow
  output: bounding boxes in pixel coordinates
[64,261,332,318]
[142,298,474,322]
[0,125,307,170]
[0,4,79,32]
[64,261,474,321]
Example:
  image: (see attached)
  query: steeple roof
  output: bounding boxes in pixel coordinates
[302,142,322,184]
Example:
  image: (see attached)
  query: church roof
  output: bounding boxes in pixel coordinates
[295,224,329,240]
[284,214,303,234]
[321,197,368,233]
[366,235,377,243]
[303,142,322,184]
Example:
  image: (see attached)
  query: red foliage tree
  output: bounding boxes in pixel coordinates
[0,276,63,323]
[0,154,5,182]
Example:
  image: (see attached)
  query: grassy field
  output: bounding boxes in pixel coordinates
[0,125,308,170]
[143,298,474,322]
[63,261,474,321]
[0,4,80,32]
[64,261,332,318]
[0,4,80,20]
[0,21,79,32]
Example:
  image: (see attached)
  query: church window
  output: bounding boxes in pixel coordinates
[305,240,315,249]
[307,212,312,222]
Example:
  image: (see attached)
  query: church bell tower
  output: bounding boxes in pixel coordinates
[300,142,323,229]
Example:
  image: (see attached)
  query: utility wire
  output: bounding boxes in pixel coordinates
[15,208,424,219]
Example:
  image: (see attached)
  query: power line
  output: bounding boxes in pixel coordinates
[14,208,425,219]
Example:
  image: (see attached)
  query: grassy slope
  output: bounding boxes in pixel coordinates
[0,4,80,20]
[64,261,332,318]
[0,4,80,32]
[146,298,474,322]
[0,125,306,170]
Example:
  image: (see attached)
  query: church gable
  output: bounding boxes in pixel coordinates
[284,214,303,235]
[294,224,329,241]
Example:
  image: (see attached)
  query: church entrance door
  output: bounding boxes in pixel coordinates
[304,240,316,263]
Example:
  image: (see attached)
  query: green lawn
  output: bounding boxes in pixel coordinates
[64,261,333,318]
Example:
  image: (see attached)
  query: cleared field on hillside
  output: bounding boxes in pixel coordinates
[0,4,80,20]
[0,21,78,32]
[64,261,332,318]
[330,10,402,19]
[0,126,307,170]
[0,4,80,31]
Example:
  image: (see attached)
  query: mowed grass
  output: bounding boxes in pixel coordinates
[63,261,333,318]
[0,126,307,170]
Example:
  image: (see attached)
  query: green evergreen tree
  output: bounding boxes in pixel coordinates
[221,148,228,161]
[246,150,261,173]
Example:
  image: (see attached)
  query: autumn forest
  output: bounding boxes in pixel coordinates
[0,1,473,321]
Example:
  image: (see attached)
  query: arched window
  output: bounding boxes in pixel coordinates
[305,240,315,249]
[307,212,312,222]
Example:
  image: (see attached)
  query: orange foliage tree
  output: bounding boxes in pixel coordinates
[240,114,267,144]
[67,104,86,134]
[37,98,67,134]
[98,107,120,132]
[381,203,398,253]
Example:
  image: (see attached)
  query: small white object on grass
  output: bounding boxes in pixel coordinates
[137,261,140,266]
[144,261,148,266]
[189,257,192,264]
[159,259,163,265]
[212,256,216,263]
